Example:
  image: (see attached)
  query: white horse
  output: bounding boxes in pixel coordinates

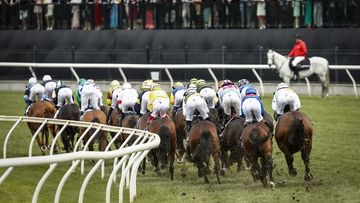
[267,49,330,97]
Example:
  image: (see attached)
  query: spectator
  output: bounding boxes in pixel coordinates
[34,0,43,30]
[292,0,300,28]
[203,0,211,28]
[245,0,255,28]
[238,0,245,28]
[110,0,119,29]
[70,0,81,30]
[313,0,323,28]
[145,0,155,29]
[18,0,29,30]
[81,0,92,30]
[54,0,71,29]
[94,0,103,30]
[44,0,55,30]
[304,0,312,28]
[256,0,265,30]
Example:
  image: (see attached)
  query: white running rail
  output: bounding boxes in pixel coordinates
[0,62,359,97]
[0,115,160,203]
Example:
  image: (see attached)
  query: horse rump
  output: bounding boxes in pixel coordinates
[287,116,305,152]
[249,128,270,146]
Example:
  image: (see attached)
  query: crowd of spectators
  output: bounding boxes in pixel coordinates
[0,0,359,30]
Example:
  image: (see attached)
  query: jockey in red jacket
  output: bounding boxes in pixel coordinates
[288,34,308,79]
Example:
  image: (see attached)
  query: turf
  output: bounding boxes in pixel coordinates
[0,91,360,203]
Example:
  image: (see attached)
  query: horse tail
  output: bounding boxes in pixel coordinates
[44,105,56,118]
[289,115,305,150]
[249,127,269,146]
[159,125,171,154]
[91,117,100,124]
[128,116,138,128]
[193,131,212,163]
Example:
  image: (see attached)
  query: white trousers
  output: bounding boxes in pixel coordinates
[183,95,209,121]
[43,81,56,100]
[140,91,152,114]
[119,89,138,113]
[292,56,305,67]
[29,84,45,102]
[57,87,73,107]
[151,98,170,118]
[199,87,216,108]
[222,91,241,116]
[174,89,186,107]
[242,98,263,122]
[273,91,301,115]
[81,86,99,112]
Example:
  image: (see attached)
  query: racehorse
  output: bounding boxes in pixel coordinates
[188,119,221,184]
[146,116,177,180]
[267,49,330,97]
[275,111,313,181]
[120,112,140,145]
[26,100,57,155]
[242,121,274,188]
[55,103,80,152]
[220,117,246,173]
[80,110,108,151]
[108,107,124,149]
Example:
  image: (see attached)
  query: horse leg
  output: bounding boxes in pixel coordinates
[264,153,275,188]
[169,151,175,181]
[249,154,261,181]
[301,144,313,181]
[220,147,229,174]
[140,159,146,175]
[214,154,221,184]
[278,143,297,176]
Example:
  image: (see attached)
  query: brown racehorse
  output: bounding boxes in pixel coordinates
[80,110,108,151]
[242,121,274,188]
[55,103,80,152]
[108,107,124,149]
[136,112,150,131]
[26,100,57,155]
[188,120,221,184]
[220,117,246,173]
[275,111,313,181]
[120,112,140,145]
[146,116,177,180]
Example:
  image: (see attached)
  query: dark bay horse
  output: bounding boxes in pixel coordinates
[242,121,274,188]
[146,116,177,180]
[275,111,313,181]
[108,107,124,149]
[26,100,57,155]
[136,112,150,131]
[220,117,246,173]
[80,110,108,151]
[55,103,80,152]
[120,112,140,145]
[188,120,221,184]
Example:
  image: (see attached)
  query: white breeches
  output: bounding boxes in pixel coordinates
[242,98,263,122]
[140,91,151,114]
[43,81,56,100]
[292,56,305,66]
[151,98,170,118]
[57,87,73,107]
[174,89,186,107]
[222,91,241,116]
[29,84,45,102]
[81,87,100,112]
[119,92,138,113]
[274,92,301,115]
[183,95,209,121]
[199,87,216,108]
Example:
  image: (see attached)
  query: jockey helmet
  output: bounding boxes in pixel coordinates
[56,80,65,88]
[86,79,95,85]
[141,79,153,91]
[28,77,37,85]
[173,82,184,89]
[277,82,289,90]
[42,75,52,82]
[196,79,206,88]
[238,79,250,87]
[110,80,121,89]
[221,79,233,87]
[190,78,198,84]
[122,82,132,89]
[150,83,161,90]
[78,78,86,86]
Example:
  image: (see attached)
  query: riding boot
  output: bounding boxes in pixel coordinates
[185,121,192,133]
[204,116,210,121]
[121,111,126,121]
[107,107,114,124]
[221,115,229,131]
[172,106,178,120]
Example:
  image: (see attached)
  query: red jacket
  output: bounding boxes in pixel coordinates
[288,40,307,57]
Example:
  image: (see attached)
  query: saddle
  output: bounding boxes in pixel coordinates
[289,58,311,72]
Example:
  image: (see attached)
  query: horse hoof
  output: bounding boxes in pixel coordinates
[177,157,184,164]
[269,181,276,189]
[289,169,297,177]
[141,170,145,176]
[304,173,313,181]
[40,145,47,152]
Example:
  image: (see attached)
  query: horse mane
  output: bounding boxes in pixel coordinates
[192,130,212,164]
[159,125,171,154]
[288,113,305,150]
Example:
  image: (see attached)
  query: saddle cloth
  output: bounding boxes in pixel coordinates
[289,58,311,71]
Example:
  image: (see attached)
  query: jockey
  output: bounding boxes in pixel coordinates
[217,79,241,127]
[238,79,260,112]
[187,78,198,88]
[241,86,265,127]
[76,78,87,107]
[139,79,154,116]
[288,34,308,80]
[272,82,301,121]
[41,75,57,101]
[95,86,104,107]
[24,77,45,110]
[196,79,218,109]
[54,80,73,109]
[80,79,100,115]
[106,80,122,123]
[147,83,170,124]
[182,83,209,160]
[118,82,139,121]
[170,81,186,119]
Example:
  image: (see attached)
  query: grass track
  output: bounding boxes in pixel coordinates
[0,91,360,203]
